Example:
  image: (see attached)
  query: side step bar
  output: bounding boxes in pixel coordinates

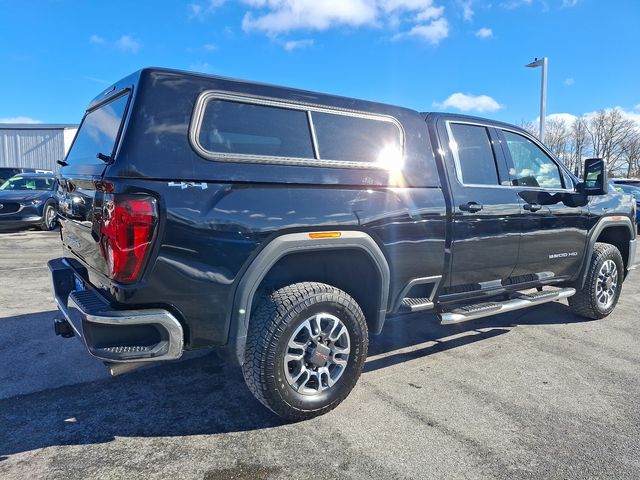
[439,287,576,325]
[400,297,434,313]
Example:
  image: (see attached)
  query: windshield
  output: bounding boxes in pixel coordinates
[615,184,640,199]
[65,92,130,166]
[0,176,55,191]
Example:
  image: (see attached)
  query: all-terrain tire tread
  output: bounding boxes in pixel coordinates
[568,242,623,319]
[243,282,367,421]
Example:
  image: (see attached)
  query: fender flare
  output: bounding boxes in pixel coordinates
[578,216,635,288]
[228,231,390,365]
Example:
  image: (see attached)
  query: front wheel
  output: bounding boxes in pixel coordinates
[40,202,57,231]
[569,242,624,319]
[243,282,368,420]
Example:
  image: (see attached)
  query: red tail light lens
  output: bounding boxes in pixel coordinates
[100,195,158,283]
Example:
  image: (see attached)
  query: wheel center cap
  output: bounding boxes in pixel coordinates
[308,343,331,368]
[605,276,613,289]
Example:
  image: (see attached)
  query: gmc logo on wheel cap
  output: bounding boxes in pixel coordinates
[0,204,4,210]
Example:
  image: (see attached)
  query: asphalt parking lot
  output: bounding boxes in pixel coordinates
[0,229,639,480]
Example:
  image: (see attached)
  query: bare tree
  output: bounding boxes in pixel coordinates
[585,109,637,175]
[567,117,589,177]
[620,129,640,178]
[516,109,639,179]
[544,118,571,162]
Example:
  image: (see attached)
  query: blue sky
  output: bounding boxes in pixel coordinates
[1,0,639,125]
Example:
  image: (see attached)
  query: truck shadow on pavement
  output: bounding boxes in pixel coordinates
[0,301,591,459]
[364,301,593,372]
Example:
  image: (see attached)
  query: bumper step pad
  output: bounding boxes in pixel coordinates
[48,258,183,364]
[400,297,435,313]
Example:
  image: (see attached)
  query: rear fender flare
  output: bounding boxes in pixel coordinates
[228,231,390,365]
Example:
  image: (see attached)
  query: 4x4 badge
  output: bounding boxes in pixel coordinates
[168,182,208,190]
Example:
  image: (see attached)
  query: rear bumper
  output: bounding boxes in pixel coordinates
[48,257,184,363]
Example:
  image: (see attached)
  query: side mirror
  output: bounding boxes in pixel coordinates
[576,158,608,195]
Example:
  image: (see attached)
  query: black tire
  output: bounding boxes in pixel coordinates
[243,282,368,421]
[39,202,57,231]
[569,242,624,319]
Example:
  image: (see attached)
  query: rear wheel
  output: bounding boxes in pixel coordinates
[243,282,368,420]
[569,242,624,319]
[40,202,57,231]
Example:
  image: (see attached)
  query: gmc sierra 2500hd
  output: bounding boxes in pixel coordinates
[49,68,637,420]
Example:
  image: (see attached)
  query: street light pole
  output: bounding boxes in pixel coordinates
[525,57,548,143]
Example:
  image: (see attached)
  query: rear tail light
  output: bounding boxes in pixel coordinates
[100,195,158,283]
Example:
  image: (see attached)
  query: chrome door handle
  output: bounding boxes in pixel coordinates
[459,202,483,213]
[523,203,542,212]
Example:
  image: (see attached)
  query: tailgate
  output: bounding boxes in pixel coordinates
[58,89,131,277]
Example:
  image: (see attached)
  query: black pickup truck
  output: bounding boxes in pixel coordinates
[49,68,637,420]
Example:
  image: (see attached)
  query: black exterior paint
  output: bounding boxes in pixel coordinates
[54,68,636,354]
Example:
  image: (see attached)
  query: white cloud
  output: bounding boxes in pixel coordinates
[562,0,578,7]
[115,35,140,53]
[501,0,533,9]
[89,34,105,44]
[414,5,445,21]
[544,112,578,125]
[458,0,474,21]
[605,107,640,125]
[241,0,378,33]
[0,116,42,124]
[241,0,449,45]
[475,27,493,39]
[534,108,640,128]
[399,17,449,44]
[203,43,218,51]
[634,104,640,111]
[283,38,314,51]
[190,61,213,73]
[189,0,226,20]
[564,77,575,86]
[435,92,503,112]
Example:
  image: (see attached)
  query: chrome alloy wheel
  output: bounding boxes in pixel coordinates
[45,205,57,229]
[596,259,618,310]
[283,313,351,396]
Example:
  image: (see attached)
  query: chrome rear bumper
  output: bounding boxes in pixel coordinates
[49,258,183,363]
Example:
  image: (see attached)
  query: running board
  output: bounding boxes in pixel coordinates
[439,287,576,325]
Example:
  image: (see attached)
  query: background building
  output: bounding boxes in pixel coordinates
[0,124,78,172]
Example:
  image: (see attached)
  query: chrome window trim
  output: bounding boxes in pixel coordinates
[189,90,405,170]
[445,120,502,188]
[306,110,320,159]
[444,119,575,192]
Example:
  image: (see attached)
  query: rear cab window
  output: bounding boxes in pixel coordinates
[65,91,130,167]
[190,92,404,169]
[447,123,501,186]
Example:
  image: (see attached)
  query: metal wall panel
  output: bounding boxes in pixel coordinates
[0,129,66,171]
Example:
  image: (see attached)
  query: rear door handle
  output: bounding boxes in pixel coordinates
[459,202,483,213]
[523,203,542,212]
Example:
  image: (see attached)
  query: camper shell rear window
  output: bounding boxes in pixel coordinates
[190,92,404,170]
[65,91,130,167]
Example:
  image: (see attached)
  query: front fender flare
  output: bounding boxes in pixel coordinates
[578,216,636,288]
